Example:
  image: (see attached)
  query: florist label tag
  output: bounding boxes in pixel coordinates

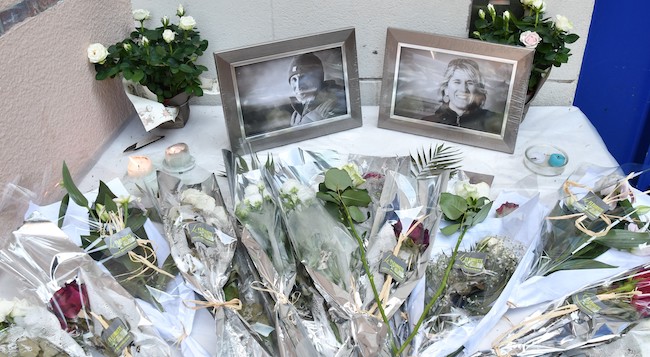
[186,222,217,247]
[574,192,609,220]
[105,228,138,258]
[101,318,134,354]
[455,252,487,274]
[571,290,607,316]
[380,253,407,283]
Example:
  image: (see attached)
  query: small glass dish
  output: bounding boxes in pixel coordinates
[524,144,569,176]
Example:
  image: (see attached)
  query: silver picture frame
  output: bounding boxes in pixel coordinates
[378,28,534,153]
[215,28,361,154]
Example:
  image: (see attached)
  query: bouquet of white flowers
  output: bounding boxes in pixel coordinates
[156,172,273,356]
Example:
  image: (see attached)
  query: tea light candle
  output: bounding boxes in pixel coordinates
[127,156,153,178]
[164,142,194,171]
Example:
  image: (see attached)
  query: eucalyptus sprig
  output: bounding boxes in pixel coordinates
[397,192,493,355]
[316,168,398,354]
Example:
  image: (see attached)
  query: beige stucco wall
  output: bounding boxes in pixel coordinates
[0,0,135,234]
[133,0,594,106]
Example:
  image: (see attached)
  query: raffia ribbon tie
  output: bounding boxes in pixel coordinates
[183,297,242,313]
[251,280,294,306]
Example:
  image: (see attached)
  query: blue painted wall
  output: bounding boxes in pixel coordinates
[574,1,650,188]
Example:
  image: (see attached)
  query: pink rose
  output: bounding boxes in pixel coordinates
[519,31,542,49]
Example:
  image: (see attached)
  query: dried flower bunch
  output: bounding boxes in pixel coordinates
[472,0,579,93]
[86,5,208,103]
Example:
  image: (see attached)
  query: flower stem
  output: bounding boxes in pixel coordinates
[341,203,398,355]
[396,223,467,356]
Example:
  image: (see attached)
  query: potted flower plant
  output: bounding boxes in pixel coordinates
[472,0,579,105]
[86,5,209,129]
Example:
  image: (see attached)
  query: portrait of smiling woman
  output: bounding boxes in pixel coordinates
[421,58,504,134]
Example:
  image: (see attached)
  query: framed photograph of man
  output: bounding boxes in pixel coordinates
[215,28,361,154]
[377,28,534,153]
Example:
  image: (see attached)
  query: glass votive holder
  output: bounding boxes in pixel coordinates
[524,145,569,176]
[162,142,195,174]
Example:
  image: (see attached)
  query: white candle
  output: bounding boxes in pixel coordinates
[127,155,153,178]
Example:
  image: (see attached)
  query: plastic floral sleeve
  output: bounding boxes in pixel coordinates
[156,172,273,356]
[410,191,548,356]
[0,219,171,356]
[265,162,391,356]
[510,164,650,308]
[492,264,650,356]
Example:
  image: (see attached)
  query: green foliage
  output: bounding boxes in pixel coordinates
[410,144,462,179]
[317,168,371,224]
[472,3,579,93]
[439,192,493,236]
[92,10,209,103]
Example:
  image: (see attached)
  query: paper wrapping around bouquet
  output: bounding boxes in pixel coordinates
[123,80,181,132]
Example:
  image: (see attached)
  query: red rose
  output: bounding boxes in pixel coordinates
[631,270,650,317]
[392,220,430,248]
[49,280,89,329]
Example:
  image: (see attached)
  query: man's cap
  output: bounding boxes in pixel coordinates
[288,53,324,82]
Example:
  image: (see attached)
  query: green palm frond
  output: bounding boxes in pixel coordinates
[410,144,462,178]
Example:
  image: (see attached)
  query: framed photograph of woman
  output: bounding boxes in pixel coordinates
[378,28,534,153]
[215,28,361,154]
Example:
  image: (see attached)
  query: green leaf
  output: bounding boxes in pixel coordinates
[544,259,616,276]
[132,70,145,83]
[594,230,650,251]
[340,188,371,208]
[316,191,339,204]
[97,181,118,212]
[468,201,493,228]
[348,206,366,223]
[439,192,467,221]
[57,194,69,228]
[441,223,461,236]
[179,64,194,73]
[323,168,352,192]
[565,33,580,44]
[61,162,88,209]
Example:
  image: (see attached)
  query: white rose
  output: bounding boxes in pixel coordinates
[132,9,151,21]
[503,10,511,21]
[177,4,185,17]
[0,300,14,322]
[178,16,196,31]
[340,163,365,187]
[141,36,149,46]
[10,299,30,318]
[519,30,542,48]
[555,15,574,32]
[531,0,546,11]
[478,9,485,20]
[87,43,108,64]
[163,29,176,43]
[161,16,170,27]
[453,181,490,200]
[521,0,534,5]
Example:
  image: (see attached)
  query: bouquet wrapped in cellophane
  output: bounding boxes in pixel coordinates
[406,175,548,357]
[56,163,178,309]
[0,218,171,356]
[510,164,650,308]
[26,166,206,355]
[225,149,340,356]
[266,148,437,355]
[491,263,650,356]
[156,171,273,356]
